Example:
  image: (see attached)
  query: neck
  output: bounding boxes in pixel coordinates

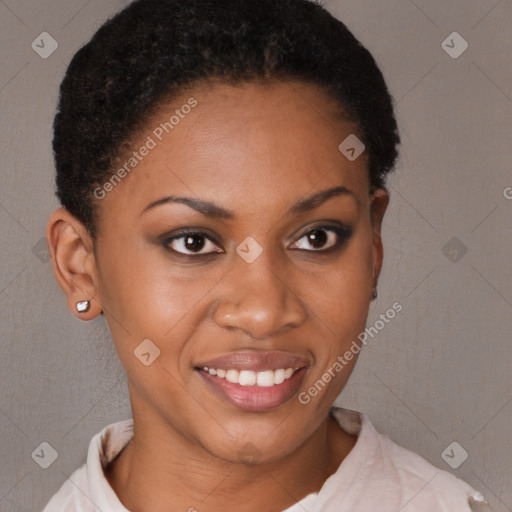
[106,398,356,512]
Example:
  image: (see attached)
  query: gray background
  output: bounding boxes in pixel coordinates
[0,0,511,510]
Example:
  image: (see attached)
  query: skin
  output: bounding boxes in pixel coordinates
[46,80,388,512]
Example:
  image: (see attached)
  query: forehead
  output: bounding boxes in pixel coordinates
[100,80,369,220]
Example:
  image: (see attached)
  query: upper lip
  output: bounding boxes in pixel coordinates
[195,351,311,372]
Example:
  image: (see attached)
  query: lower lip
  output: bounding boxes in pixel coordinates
[197,368,308,412]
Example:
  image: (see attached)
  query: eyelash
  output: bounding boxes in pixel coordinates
[162,224,353,258]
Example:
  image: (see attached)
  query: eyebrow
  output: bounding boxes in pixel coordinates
[140,185,356,219]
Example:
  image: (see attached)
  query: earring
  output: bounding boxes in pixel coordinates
[76,300,91,313]
[371,290,378,301]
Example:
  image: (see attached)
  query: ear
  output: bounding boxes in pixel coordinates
[46,207,102,321]
[369,188,389,292]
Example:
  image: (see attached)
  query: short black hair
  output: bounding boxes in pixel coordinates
[53,0,400,237]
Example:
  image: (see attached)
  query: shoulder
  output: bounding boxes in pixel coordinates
[330,407,492,511]
[384,436,488,510]
[41,419,134,512]
[41,464,89,511]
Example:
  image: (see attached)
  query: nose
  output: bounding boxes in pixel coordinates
[212,252,307,339]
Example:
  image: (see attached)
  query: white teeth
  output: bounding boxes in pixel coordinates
[202,367,299,386]
[225,369,239,383]
[239,370,256,386]
[256,370,275,387]
[274,368,285,385]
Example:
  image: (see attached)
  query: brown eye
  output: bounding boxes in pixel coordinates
[164,232,223,255]
[184,234,205,252]
[306,229,328,249]
[290,225,352,252]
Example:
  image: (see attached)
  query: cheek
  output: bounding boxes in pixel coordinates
[307,233,373,333]
[297,236,373,409]
[95,237,224,344]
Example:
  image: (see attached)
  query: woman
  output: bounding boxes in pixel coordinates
[43,0,490,510]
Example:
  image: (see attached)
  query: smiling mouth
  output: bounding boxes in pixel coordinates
[199,366,300,387]
[195,365,309,412]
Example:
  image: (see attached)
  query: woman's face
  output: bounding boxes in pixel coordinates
[85,80,387,463]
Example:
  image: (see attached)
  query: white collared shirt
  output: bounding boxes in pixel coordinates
[42,407,491,512]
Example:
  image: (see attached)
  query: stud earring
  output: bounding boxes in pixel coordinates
[76,300,91,313]
[371,290,378,301]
